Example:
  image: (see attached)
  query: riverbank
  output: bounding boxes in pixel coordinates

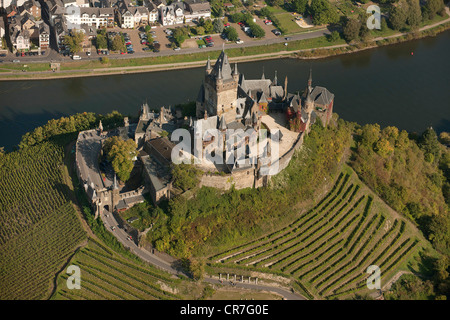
[0,10,449,81]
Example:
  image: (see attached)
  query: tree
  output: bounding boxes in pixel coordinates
[111,34,125,52]
[425,0,445,19]
[173,27,188,46]
[406,0,422,28]
[293,0,309,15]
[203,19,214,34]
[196,26,205,35]
[231,12,244,23]
[327,30,341,42]
[213,18,224,33]
[96,34,107,49]
[224,26,239,41]
[145,25,151,32]
[64,31,84,54]
[439,132,450,145]
[188,258,205,281]
[389,3,408,30]
[103,136,137,182]
[420,127,441,163]
[172,164,201,191]
[309,0,339,25]
[249,23,265,38]
[343,18,361,42]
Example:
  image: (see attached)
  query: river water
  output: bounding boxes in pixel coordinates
[1,30,449,150]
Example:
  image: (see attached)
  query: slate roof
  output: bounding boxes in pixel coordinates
[310,86,334,107]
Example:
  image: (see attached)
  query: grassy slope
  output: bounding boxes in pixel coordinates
[205,164,435,300]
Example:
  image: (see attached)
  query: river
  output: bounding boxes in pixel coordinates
[0,30,449,150]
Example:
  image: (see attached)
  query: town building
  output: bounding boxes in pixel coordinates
[65,6,114,29]
[116,0,149,29]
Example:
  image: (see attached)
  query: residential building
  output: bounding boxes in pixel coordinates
[183,0,210,22]
[116,0,149,29]
[38,22,50,49]
[159,1,184,26]
[65,6,114,29]
[143,0,159,23]
[54,14,68,51]
[18,0,41,19]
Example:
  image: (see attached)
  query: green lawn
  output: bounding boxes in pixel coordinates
[275,13,303,34]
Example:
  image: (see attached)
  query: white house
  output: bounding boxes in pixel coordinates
[65,7,114,29]
[159,1,184,26]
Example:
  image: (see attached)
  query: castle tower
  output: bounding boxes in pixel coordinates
[206,56,212,75]
[196,50,239,119]
[111,174,120,212]
[307,68,313,94]
[98,120,103,133]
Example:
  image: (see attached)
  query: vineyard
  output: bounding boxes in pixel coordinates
[52,240,182,300]
[0,142,87,299]
[207,168,426,299]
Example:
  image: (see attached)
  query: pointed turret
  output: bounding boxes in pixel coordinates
[204,109,208,120]
[272,70,278,86]
[233,63,238,75]
[261,66,265,80]
[112,174,118,190]
[219,114,227,131]
[307,68,312,94]
[98,120,103,133]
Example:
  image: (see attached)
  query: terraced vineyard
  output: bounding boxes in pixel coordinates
[208,169,424,299]
[0,142,87,299]
[52,240,182,300]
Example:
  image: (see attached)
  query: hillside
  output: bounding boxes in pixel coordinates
[206,165,434,299]
[0,142,87,299]
[51,239,185,300]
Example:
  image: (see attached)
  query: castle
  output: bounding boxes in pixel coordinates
[75,49,335,217]
[196,50,334,135]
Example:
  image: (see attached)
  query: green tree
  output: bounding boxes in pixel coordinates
[96,34,107,49]
[203,19,214,34]
[343,18,362,42]
[249,23,265,38]
[327,30,341,42]
[231,12,244,23]
[111,34,125,52]
[389,3,408,30]
[293,0,309,15]
[420,127,441,163]
[103,136,137,182]
[224,26,239,41]
[309,0,339,25]
[64,31,84,54]
[425,0,445,19]
[406,0,422,28]
[213,18,224,33]
[172,164,201,191]
[188,258,205,281]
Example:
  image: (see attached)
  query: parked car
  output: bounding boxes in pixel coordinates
[264,19,272,25]
[142,47,152,51]
[72,55,81,60]
[236,39,244,44]
[86,51,91,56]
[224,23,230,27]
[0,53,6,57]
[285,37,292,40]
[272,29,282,36]
[13,59,20,63]
[173,47,180,51]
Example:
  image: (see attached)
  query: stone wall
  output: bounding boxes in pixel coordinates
[198,132,305,190]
